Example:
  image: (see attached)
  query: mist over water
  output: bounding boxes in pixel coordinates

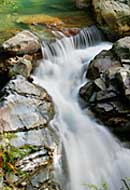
[33,26,130,190]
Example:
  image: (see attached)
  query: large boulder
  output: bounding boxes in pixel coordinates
[0,76,65,189]
[92,0,130,40]
[80,36,130,140]
[86,50,121,80]
[113,36,130,62]
[1,30,41,55]
[0,75,54,132]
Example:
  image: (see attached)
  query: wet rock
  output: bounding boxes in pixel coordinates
[86,50,121,80]
[0,30,42,89]
[96,89,117,102]
[115,67,130,98]
[59,28,80,37]
[9,56,32,78]
[79,81,96,103]
[1,30,40,55]
[113,37,130,62]
[0,75,65,190]
[94,78,106,91]
[92,0,130,40]
[94,102,115,113]
[80,36,130,140]
[16,15,63,28]
[0,54,34,89]
[0,75,54,132]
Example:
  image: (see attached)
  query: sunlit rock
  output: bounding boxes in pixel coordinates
[0,75,54,132]
[0,75,65,190]
[92,0,130,40]
[2,30,40,55]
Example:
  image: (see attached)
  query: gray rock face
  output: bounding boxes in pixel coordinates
[115,67,130,98]
[0,76,65,190]
[2,30,40,55]
[80,36,130,140]
[0,76,54,132]
[0,128,63,190]
[92,0,130,40]
[86,50,121,80]
[113,37,130,62]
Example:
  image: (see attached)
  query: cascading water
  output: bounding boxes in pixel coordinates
[33,26,130,190]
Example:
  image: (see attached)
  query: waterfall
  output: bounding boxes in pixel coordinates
[33,26,130,190]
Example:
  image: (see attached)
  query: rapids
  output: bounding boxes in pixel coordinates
[33,26,130,190]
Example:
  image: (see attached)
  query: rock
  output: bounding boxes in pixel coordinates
[113,37,130,62]
[0,127,63,190]
[92,0,130,40]
[9,56,32,78]
[0,75,54,132]
[79,81,96,103]
[80,36,130,140]
[94,78,106,91]
[86,50,121,80]
[0,30,43,89]
[96,89,117,102]
[104,66,122,81]
[16,14,63,27]
[1,30,40,55]
[0,54,34,89]
[94,102,115,113]
[115,67,130,98]
[0,76,66,190]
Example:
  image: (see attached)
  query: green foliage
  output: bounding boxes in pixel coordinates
[2,187,14,190]
[0,0,18,11]
[0,143,39,174]
[85,178,130,190]
[84,184,98,190]
[84,181,108,190]
[122,178,130,190]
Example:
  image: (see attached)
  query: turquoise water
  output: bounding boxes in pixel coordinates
[0,0,76,15]
[0,0,91,42]
[17,0,76,15]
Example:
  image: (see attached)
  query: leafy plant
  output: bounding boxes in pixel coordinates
[84,181,108,190]
[0,143,39,175]
[84,179,130,190]
[122,178,130,190]
[84,183,98,190]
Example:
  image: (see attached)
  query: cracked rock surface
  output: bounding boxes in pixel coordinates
[92,0,130,40]
[79,36,130,141]
[0,75,54,132]
[0,75,65,190]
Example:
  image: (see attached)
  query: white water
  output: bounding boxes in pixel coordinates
[33,26,130,190]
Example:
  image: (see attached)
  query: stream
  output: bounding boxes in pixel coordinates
[33,26,130,190]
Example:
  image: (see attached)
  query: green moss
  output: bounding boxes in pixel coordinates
[3,133,16,141]
[0,143,39,174]
[2,187,14,190]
